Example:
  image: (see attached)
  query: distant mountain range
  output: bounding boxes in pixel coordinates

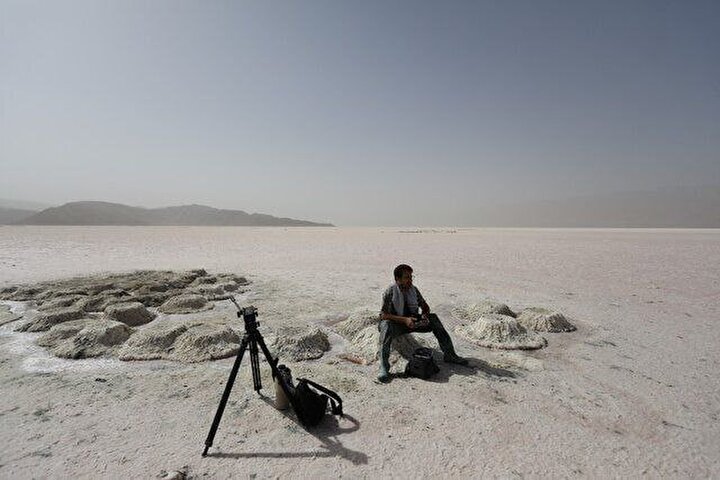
[1,201,334,226]
[1,185,718,227]
[0,207,38,225]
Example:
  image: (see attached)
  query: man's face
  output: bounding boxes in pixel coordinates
[397,271,413,289]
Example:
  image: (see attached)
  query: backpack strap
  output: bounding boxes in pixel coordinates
[296,377,344,416]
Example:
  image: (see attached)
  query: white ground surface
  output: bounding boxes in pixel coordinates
[0,226,719,479]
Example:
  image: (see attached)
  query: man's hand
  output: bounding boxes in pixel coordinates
[404,317,416,329]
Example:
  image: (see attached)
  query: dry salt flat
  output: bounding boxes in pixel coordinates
[0,226,719,479]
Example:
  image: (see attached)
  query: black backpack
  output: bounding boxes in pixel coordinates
[404,347,440,379]
[291,378,344,427]
[275,366,343,428]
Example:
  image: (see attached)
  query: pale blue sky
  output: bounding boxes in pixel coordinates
[1,1,718,225]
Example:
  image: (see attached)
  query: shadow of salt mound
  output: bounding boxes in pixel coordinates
[467,357,517,378]
[456,314,547,350]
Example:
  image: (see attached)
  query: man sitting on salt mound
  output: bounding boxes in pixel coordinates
[377,264,468,383]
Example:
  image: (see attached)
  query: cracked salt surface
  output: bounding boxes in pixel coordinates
[0,292,251,374]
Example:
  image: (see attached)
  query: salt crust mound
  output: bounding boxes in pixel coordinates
[341,324,433,365]
[452,300,516,320]
[37,294,87,311]
[334,308,379,339]
[456,313,547,350]
[16,306,86,332]
[117,323,190,361]
[0,269,248,313]
[104,301,156,326]
[158,294,214,314]
[78,290,134,312]
[1,270,252,362]
[0,305,20,326]
[37,318,132,359]
[36,320,90,346]
[341,326,380,364]
[271,324,331,361]
[117,321,240,363]
[170,324,240,363]
[516,307,576,332]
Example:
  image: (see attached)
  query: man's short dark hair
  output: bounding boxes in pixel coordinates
[394,264,413,279]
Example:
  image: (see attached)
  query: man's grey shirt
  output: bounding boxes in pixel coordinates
[380,284,427,316]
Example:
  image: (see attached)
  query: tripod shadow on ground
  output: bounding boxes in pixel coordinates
[207,394,368,465]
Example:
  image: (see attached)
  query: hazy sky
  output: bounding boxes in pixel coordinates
[1,1,719,225]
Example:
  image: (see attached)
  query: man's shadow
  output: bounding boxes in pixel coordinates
[388,334,517,384]
[384,355,516,384]
[430,355,517,383]
[205,393,368,465]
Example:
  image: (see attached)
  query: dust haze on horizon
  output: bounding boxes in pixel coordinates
[1,1,719,227]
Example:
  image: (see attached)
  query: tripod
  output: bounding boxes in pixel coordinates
[202,298,285,456]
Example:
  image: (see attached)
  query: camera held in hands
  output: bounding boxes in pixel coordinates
[412,313,429,327]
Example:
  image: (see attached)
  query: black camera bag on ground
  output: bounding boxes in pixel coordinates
[273,364,343,428]
[288,377,344,428]
[404,347,440,379]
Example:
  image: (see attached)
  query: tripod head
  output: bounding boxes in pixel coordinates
[229,296,259,333]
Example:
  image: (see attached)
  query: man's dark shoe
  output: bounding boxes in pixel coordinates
[377,363,391,383]
[443,354,469,366]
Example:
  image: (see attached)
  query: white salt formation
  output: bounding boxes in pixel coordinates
[341,326,380,365]
[456,313,547,350]
[0,304,20,326]
[516,307,576,332]
[37,294,87,311]
[334,308,379,339]
[36,319,91,346]
[271,324,331,361]
[16,306,86,332]
[158,294,213,314]
[0,269,251,361]
[452,300,516,320]
[169,324,240,363]
[104,301,156,326]
[0,269,248,312]
[339,319,433,365]
[37,319,132,359]
[77,290,133,312]
[117,321,241,362]
[117,323,190,361]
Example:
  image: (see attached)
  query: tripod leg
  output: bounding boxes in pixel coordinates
[256,335,282,381]
[255,334,296,401]
[249,337,261,391]
[202,337,248,456]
